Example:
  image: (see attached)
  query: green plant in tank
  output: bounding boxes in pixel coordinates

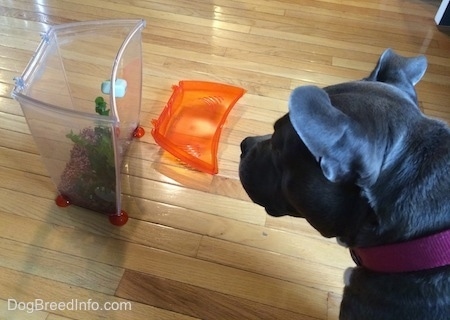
[58,97,116,213]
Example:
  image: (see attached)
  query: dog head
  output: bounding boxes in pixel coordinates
[240,49,449,247]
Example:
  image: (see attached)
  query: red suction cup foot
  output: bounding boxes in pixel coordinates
[56,195,71,207]
[109,210,129,226]
[133,126,145,138]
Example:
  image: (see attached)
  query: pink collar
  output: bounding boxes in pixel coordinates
[350,229,450,273]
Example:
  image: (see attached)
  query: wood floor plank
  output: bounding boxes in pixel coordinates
[122,191,342,253]
[121,174,265,224]
[0,128,38,154]
[0,184,344,269]
[0,211,329,319]
[0,237,124,295]
[0,155,261,226]
[0,299,49,319]
[194,222,353,269]
[0,267,198,320]
[197,236,347,292]
[327,293,342,320]
[45,315,77,320]
[116,270,318,320]
[0,97,24,116]
[0,146,47,175]
[0,111,29,135]
[0,187,203,258]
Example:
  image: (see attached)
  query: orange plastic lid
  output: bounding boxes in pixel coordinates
[151,81,245,174]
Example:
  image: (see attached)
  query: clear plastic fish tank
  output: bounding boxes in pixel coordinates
[12,19,146,226]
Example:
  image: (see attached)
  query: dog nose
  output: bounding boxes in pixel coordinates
[240,137,253,154]
[241,135,272,155]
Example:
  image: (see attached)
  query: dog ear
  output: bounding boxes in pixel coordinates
[288,86,381,185]
[365,48,427,86]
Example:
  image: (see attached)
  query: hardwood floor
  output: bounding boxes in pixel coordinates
[0,0,449,319]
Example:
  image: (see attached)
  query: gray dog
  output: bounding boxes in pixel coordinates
[239,49,450,319]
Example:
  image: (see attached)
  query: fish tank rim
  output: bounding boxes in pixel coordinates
[11,19,146,123]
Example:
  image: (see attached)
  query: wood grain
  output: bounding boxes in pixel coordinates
[0,0,449,319]
[116,270,317,320]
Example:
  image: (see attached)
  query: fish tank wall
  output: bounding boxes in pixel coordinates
[12,19,146,225]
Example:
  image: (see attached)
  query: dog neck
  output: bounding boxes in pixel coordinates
[350,229,450,273]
